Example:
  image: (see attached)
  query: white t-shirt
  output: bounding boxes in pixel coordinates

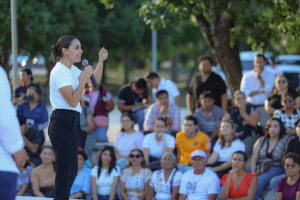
[149,169,182,200]
[179,168,220,200]
[91,166,120,195]
[142,133,175,159]
[152,78,180,105]
[0,67,24,174]
[114,131,144,157]
[213,139,245,162]
[50,62,82,113]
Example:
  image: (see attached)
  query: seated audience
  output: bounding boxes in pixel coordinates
[144,90,181,134]
[265,75,291,114]
[79,97,95,159]
[220,151,257,200]
[250,118,291,200]
[70,148,91,199]
[118,78,150,131]
[120,149,152,200]
[17,161,33,196]
[275,153,300,200]
[82,83,114,143]
[147,152,182,200]
[179,150,220,200]
[176,115,211,173]
[223,90,260,158]
[114,113,144,171]
[18,114,42,167]
[17,85,48,144]
[91,145,120,200]
[145,72,181,106]
[31,146,55,197]
[274,92,300,134]
[207,120,245,178]
[270,117,300,195]
[194,91,223,140]
[143,117,175,171]
[287,117,300,156]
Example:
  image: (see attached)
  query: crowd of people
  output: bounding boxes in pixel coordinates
[11,53,300,200]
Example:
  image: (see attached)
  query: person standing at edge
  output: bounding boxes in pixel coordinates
[48,35,108,200]
[0,66,28,200]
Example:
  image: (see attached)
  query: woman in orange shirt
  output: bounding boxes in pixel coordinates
[220,151,257,200]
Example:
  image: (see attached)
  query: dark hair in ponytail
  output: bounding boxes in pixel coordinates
[51,35,77,63]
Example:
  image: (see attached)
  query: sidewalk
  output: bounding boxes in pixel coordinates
[45,105,188,144]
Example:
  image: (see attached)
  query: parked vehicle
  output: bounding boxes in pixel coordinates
[275,55,300,65]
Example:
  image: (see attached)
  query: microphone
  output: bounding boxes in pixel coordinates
[82,59,98,88]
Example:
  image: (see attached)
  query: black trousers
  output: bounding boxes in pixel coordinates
[48,109,80,200]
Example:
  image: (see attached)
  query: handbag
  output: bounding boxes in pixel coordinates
[255,162,269,175]
[255,137,269,175]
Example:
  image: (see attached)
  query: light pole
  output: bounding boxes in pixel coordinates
[11,0,18,89]
[151,0,157,72]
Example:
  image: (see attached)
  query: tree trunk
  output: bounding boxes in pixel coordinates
[124,46,133,84]
[170,50,179,82]
[195,14,242,94]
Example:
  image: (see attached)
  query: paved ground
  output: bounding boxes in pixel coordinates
[44,102,189,144]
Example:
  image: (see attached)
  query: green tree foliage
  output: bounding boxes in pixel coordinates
[139,0,300,92]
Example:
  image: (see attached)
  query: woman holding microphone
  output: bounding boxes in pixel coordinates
[48,35,108,200]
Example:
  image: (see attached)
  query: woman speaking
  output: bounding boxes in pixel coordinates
[48,35,108,200]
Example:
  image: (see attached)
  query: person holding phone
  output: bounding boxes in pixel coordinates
[143,117,175,171]
[48,35,107,200]
[17,85,48,144]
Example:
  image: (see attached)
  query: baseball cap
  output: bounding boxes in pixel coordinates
[21,68,33,81]
[190,149,206,159]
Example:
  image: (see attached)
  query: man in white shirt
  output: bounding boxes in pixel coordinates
[240,54,275,127]
[0,66,27,200]
[145,72,181,106]
[179,149,220,200]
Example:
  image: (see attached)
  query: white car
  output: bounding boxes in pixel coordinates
[275,55,300,65]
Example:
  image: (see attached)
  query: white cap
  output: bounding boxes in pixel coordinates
[190,149,206,159]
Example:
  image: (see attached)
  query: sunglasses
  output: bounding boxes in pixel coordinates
[283,99,293,103]
[284,163,297,168]
[129,154,141,159]
[277,80,287,84]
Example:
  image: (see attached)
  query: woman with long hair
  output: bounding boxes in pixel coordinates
[146,152,182,200]
[114,113,144,170]
[91,145,120,200]
[48,35,107,200]
[207,120,245,178]
[142,117,175,171]
[223,90,260,158]
[265,75,292,114]
[120,149,151,200]
[250,117,291,199]
[17,85,48,144]
[275,152,300,200]
[31,146,56,197]
[70,148,91,199]
[220,151,257,200]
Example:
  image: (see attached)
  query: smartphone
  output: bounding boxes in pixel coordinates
[23,95,34,101]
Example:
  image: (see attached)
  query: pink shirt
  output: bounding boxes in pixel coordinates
[88,90,112,112]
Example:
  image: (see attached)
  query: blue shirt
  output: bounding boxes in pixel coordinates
[17,102,48,131]
[70,167,91,195]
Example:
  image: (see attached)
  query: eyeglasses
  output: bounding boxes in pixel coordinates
[129,154,141,159]
[277,80,287,84]
[285,163,297,168]
[283,99,293,103]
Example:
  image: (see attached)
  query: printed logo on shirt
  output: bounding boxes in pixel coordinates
[194,141,198,146]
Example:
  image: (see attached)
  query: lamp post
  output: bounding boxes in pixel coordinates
[11,0,18,89]
[151,0,157,72]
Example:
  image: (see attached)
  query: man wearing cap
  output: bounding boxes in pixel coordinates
[17,114,43,167]
[179,149,220,200]
[13,68,37,105]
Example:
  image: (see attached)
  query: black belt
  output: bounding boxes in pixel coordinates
[249,104,264,108]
